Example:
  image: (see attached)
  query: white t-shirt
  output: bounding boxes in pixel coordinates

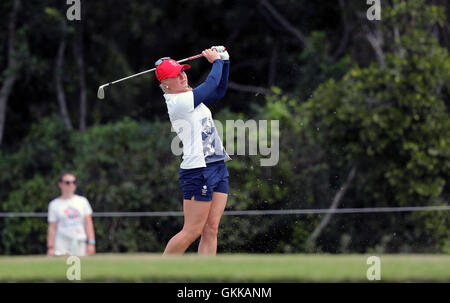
[164,91,231,169]
[47,195,93,240]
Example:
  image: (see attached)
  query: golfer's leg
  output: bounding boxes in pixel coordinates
[198,192,228,255]
[163,198,211,255]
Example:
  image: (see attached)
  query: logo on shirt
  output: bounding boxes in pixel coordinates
[201,185,208,196]
[64,206,81,220]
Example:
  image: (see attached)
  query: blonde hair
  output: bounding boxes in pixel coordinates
[159,83,170,94]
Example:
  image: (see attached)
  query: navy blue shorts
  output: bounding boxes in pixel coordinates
[179,160,229,201]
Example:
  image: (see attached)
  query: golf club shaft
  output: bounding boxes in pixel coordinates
[103,53,203,87]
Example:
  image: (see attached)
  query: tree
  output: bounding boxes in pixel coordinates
[45,6,74,130]
[0,0,21,145]
[300,1,450,251]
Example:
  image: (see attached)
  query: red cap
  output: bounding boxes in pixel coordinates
[155,59,191,82]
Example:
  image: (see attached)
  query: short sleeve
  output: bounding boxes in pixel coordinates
[166,91,195,116]
[47,201,57,222]
[83,198,93,216]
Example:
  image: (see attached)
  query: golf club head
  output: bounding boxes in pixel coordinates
[97,85,105,99]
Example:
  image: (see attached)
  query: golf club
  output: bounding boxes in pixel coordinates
[97,53,204,99]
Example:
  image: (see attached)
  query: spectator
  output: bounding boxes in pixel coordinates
[46,172,96,256]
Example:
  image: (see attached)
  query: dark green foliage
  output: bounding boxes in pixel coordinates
[0,117,182,254]
[297,3,450,252]
[0,0,449,254]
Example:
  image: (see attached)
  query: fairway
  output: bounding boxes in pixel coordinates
[0,254,449,282]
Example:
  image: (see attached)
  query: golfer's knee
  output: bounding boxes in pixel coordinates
[202,223,219,238]
[182,227,203,241]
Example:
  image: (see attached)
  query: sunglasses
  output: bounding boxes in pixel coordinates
[155,57,170,66]
[61,180,77,185]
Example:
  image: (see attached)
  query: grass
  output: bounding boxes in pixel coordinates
[0,253,449,282]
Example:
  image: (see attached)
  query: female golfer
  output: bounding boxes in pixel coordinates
[156,46,231,255]
[47,172,96,256]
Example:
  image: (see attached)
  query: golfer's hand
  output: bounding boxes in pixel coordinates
[47,248,54,256]
[211,46,230,60]
[219,50,229,60]
[203,48,221,63]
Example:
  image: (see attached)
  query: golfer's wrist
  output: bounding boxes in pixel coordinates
[87,239,96,245]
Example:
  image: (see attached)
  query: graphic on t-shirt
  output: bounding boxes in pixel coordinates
[201,117,217,156]
[201,117,230,163]
[164,91,231,169]
[64,206,81,220]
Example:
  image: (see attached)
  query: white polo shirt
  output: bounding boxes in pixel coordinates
[164,91,231,169]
